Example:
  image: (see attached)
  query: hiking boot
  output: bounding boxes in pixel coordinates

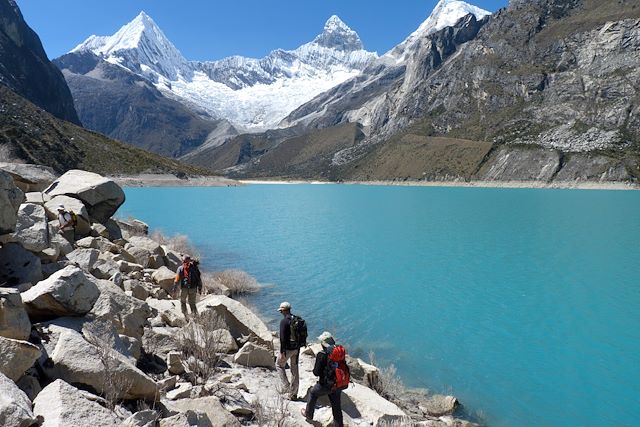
[300,408,312,420]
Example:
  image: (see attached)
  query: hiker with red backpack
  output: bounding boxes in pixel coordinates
[173,256,202,318]
[276,301,307,400]
[301,331,350,426]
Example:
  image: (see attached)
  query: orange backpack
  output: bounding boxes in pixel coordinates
[326,345,350,391]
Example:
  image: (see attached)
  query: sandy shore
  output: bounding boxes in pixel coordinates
[112,174,241,187]
[113,174,639,190]
[240,178,639,191]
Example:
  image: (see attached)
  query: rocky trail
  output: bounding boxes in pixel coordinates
[0,164,472,427]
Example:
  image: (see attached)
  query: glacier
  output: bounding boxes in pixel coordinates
[71,0,490,131]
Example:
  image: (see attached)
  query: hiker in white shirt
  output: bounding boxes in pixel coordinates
[56,205,75,244]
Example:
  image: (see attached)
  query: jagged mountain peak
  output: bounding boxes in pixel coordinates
[312,14,364,51]
[71,10,190,81]
[426,0,491,33]
[384,0,490,61]
[72,10,170,55]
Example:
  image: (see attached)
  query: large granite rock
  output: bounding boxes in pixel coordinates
[33,379,120,427]
[197,295,273,349]
[141,326,181,358]
[152,266,176,292]
[76,236,120,254]
[121,410,160,427]
[8,203,50,252]
[342,382,407,426]
[125,244,152,268]
[233,342,274,368]
[44,195,91,236]
[44,170,125,223]
[165,397,241,427]
[0,163,58,192]
[418,395,459,417]
[47,327,158,400]
[89,279,151,340]
[0,169,24,234]
[146,299,185,328]
[0,287,31,340]
[0,242,42,286]
[21,265,100,319]
[127,236,163,256]
[64,248,100,271]
[0,336,41,381]
[0,372,37,427]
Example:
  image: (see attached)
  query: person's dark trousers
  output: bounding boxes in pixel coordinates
[305,383,343,427]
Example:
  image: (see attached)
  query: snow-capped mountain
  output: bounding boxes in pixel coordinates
[281,0,490,132]
[72,12,192,82]
[71,13,377,130]
[385,0,491,62]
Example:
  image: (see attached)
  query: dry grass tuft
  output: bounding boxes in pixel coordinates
[252,394,291,427]
[84,324,134,410]
[178,311,225,384]
[368,351,406,402]
[212,269,260,296]
[150,230,200,258]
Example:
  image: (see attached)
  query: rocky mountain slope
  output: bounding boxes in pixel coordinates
[0,169,474,427]
[54,51,232,158]
[0,0,211,176]
[204,0,640,184]
[0,0,79,124]
[63,12,377,132]
[0,85,207,175]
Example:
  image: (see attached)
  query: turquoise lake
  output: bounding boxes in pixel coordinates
[121,184,640,427]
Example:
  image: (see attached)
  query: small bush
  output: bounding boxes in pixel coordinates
[200,271,226,296]
[252,394,291,427]
[84,324,134,410]
[369,351,406,401]
[213,269,260,296]
[178,311,225,384]
[150,230,200,258]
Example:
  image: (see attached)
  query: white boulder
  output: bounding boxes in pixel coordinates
[158,414,190,427]
[0,162,57,192]
[10,203,49,252]
[121,410,160,427]
[152,266,176,292]
[48,328,158,400]
[0,287,31,340]
[0,336,40,381]
[0,372,37,427]
[233,342,274,368]
[419,395,459,417]
[21,265,100,319]
[165,396,241,427]
[197,295,273,349]
[33,379,120,427]
[44,170,125,223]
[65,248,100,271]
[89,279,151,340]
[0,169,25,234]
[342,382,407,426]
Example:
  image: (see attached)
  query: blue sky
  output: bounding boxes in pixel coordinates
[16,0,507,61]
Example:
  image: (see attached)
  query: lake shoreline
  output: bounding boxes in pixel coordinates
[241,178,639,191]
[112,173,639,190]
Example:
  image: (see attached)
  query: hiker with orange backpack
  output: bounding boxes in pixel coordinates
[173,256,202,318]
[301,331,349,426]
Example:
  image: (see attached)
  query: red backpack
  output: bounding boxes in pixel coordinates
[326,345,350,391]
